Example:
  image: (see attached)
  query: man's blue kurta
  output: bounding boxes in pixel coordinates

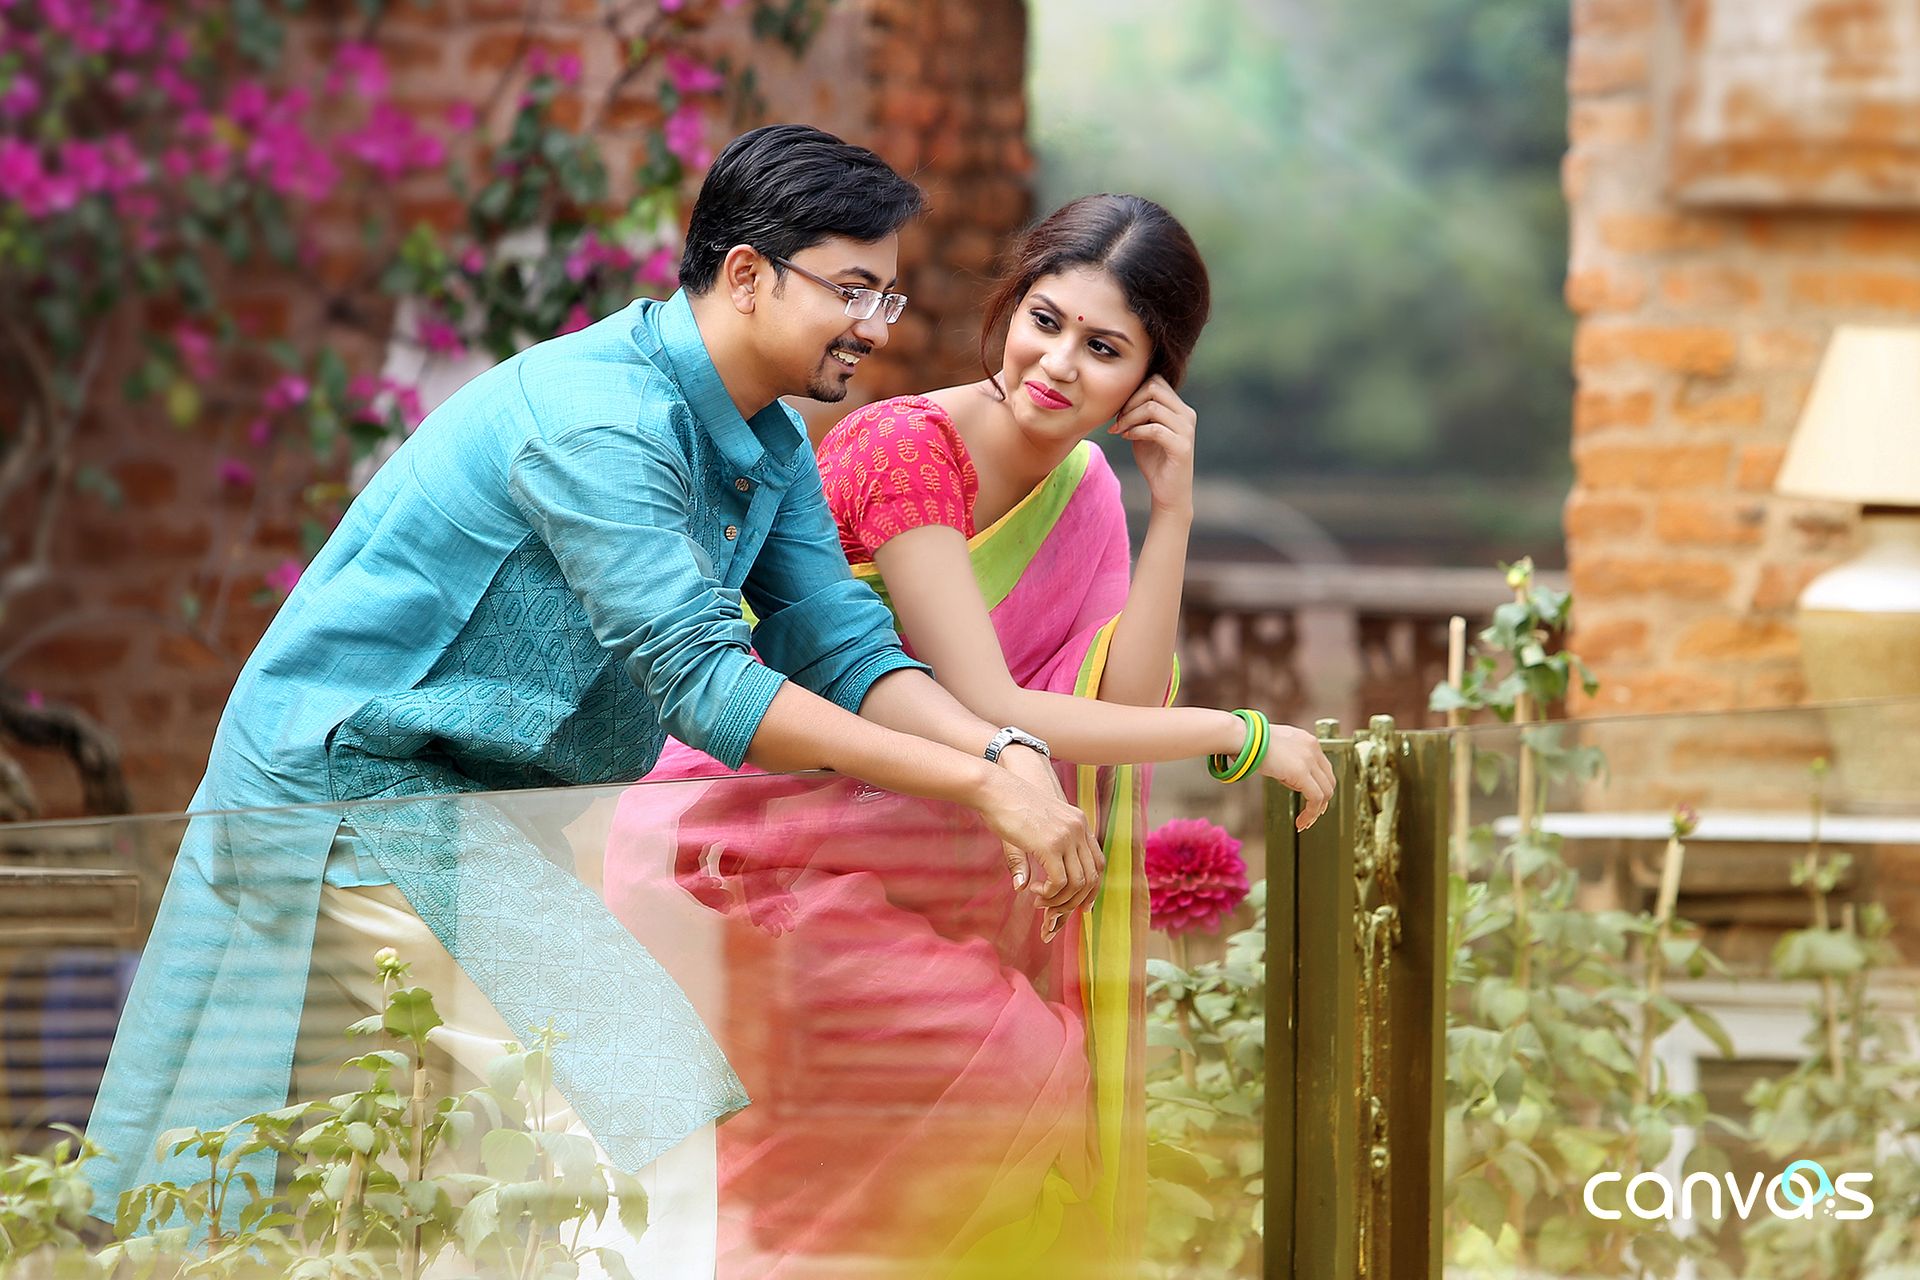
[84,291,927,1208]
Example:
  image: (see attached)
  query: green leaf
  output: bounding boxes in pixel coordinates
[609,1166,650,1237]
[1536,1214,1588,1271]
[345,1121,377,1155]
[481,1128,536,1182]
[382,987,444,1043]
[1454,1175,1506,1242]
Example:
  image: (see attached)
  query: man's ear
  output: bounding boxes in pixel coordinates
[721,245,761,315]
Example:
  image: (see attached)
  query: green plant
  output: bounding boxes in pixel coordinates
[1141,880,1267,1278]
[1735,762,1920,1279]
[0,949,649,1279]
[1432,560,1738,1278]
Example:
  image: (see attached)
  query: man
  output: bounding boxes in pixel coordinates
[84,125,1101,1261]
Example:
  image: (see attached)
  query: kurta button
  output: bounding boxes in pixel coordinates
[735,477,752,491]
[724,524,738,540]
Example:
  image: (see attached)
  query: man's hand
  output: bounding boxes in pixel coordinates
[973,752,1104,942]
[993,744,1105,940]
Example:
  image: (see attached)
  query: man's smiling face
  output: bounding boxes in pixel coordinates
[755,235,899,403]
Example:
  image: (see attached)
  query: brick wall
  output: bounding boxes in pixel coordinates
[2,0,1032,817]
[1563,0,1920,803]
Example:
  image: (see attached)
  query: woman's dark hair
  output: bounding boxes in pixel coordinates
[978,194,1211,388]
[680,125,927,294]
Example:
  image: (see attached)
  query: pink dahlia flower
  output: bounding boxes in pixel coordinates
[1145,818,1249,936]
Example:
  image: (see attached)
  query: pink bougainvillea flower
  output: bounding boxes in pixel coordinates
[328,41,388,100]
[416,311,465,356]
[265,558,303,596]
[217,457,255,488]
[265,374,310,411]
[557,304,594,336]
[341,102,444,180]
[663,103,709,168]
[640,245,679,285]
[175,325,217,380]
[446,101,478,131]
[460,245,487,274]
[247,417,273,447]
[666,54,725,97]
[1,73,40,119]
[1144,817,1250,936]
[553,53,583,86]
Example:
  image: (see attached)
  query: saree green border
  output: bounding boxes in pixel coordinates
[849,442,1092,612]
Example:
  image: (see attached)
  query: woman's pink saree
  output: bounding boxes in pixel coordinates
[603,442,1161,1277]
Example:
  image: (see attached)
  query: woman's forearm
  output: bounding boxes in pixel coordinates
[991,686,1241,766]
[1098,508,1191,706]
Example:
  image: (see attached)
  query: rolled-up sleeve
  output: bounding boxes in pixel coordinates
[743,444,929,712]
[507,420,786,769]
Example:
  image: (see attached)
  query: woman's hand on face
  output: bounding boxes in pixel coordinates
[1259,725,1337,832]
[1110,375,1197,519]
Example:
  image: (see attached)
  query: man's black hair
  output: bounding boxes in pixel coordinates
[679,124,927,294]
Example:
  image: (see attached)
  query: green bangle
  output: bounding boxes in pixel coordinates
[1208,709,1270,783]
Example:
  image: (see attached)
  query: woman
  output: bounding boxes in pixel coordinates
[604,195,1331,1276]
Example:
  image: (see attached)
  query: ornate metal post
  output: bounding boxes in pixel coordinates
[1266,717,1446,1279]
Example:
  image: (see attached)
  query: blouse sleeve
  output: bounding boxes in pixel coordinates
[819,397,978,561]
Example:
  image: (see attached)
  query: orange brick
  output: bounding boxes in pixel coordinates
[1672,387,1765,429]
[1654,498,1766,545]
[1735,444,1788,491]
[1568,46,1649,95]
[111,459,178,505]
[1573,0,1656,39]
[1790,270,1920,310]
[1575,324,1738,377]
[1841,216,1920,257]
[1574,387,1655,433]
[1659,265,1763,309]
[1745,670,1808,706]
[466,34,583,75]
[1669,727,1828,764]
[1562,152,1594,204]
[1752,561,1831,611]
[1674,617,1800,664]
[1790,506,1854,553]
[1565,492,1647,538]
[1578,441,1733,490]
[1566,267,1647,313]
[1569,555,1735,601]
[1599,213,1729,254]
[1742,328,1825,371]
[1571,616,1651,663]
[1581,671,1738,714]
[1569,100,1652,146]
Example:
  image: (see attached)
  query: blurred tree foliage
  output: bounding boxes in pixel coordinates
[1028,0,1572,491]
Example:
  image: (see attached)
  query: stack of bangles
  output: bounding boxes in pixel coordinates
[1207,708,1270,783]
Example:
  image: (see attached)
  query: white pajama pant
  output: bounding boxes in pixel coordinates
[296,881,718,1279]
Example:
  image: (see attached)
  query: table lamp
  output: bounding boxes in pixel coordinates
[1775,325,1920,808]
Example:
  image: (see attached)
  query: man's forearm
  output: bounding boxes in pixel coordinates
[740,677,999,808]
[851,667,1003,757]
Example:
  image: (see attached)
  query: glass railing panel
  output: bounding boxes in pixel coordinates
[1434,695,1920,1279]
[1,760,1268,1278]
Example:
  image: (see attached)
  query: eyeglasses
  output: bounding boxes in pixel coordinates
[768,255,909,325]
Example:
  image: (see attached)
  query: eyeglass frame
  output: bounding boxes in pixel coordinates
[766,254,909,325]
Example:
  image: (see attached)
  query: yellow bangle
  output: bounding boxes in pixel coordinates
[1207,709,1269,783]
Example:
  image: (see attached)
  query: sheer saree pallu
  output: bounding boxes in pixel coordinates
[603,442,1160,1277]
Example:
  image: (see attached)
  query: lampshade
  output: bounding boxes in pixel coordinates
[1775,325,1920,505]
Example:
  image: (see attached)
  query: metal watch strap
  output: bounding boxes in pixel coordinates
[984,726,1050,763]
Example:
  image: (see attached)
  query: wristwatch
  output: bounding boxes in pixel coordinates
[984,726,1051,764]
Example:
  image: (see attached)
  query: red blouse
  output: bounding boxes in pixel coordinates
[817,394,980,565]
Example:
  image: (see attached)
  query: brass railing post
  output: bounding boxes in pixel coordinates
[1266,717,1446,1279]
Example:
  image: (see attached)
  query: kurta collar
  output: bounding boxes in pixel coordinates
[648,290,806,481]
